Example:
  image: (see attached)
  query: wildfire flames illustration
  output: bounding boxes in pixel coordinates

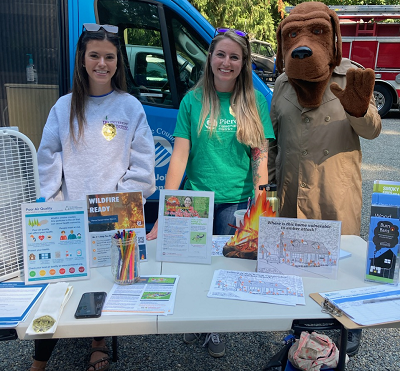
[223,189,277,260]
[114,192,144,229]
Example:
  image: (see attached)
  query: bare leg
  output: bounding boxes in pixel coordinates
[29,360,47,370]
[87,338,109,371]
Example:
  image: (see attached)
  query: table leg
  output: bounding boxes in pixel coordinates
[337,326,348,371]
[112,336,118,362]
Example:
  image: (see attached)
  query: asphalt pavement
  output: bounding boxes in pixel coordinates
[1,111,400,371]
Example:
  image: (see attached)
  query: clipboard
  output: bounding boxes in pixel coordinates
[310,293,364,330]
[310,292,400,330]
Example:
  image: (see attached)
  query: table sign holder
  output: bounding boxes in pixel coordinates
[156,189,214,264]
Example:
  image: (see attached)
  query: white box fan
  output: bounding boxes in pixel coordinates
[0,128,40,281]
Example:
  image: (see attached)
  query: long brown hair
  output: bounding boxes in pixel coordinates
[194,30,265,149]
[69,27,127,142]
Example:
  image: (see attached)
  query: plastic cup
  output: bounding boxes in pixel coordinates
[234,209,248,227]
[111,233,140,284]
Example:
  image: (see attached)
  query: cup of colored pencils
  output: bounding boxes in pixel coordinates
[111,230,140,284]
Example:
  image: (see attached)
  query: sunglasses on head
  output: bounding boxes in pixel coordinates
[82,23,118,34]
[215,27,248,38]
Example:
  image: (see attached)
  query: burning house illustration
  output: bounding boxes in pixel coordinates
[262,233,337,268]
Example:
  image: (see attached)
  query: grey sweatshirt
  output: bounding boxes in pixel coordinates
[37,90,155,201]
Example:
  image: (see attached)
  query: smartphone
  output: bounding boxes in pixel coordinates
[74,292,107,319]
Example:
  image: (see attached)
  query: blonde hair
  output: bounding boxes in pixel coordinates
[194,30,265,148]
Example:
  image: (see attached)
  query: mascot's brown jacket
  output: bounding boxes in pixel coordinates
[268,2,381,235]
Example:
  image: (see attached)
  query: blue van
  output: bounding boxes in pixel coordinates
[69,0,273,227]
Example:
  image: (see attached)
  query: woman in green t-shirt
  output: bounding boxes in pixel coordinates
[147,28,274,238]
[147,28,274,358]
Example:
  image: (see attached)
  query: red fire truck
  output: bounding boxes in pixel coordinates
[330,5,400,117]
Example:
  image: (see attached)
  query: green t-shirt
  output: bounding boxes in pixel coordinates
[173,89,275,203]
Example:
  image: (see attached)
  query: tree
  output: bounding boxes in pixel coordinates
[189,0,283,47]
[189,0,400,49]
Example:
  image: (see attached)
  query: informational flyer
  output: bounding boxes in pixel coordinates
[257,217,341,279]
[87,191,147,267]
[21,200,90,284]
[365,217,400,284]
[156,190,214,264]
[0,282,48,328]
[212,236,231,256]
[102,275,179,316]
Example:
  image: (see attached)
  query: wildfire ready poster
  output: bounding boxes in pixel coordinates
[86,191,146,267]
[156,189,214,264]
[257,217,341,279]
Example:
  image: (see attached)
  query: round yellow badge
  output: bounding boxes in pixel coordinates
[32,315,56,333]
[102,123,117,141]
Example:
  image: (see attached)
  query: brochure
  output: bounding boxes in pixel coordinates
[257,217,341,279]
[21,200,90,284]
[87,191,147,267]
[102,275,179,316]
[366,217,400,284]
[156,190,214,264]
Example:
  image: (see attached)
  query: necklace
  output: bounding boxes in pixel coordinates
[88,90,115,106]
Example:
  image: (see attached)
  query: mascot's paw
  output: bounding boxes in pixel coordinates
[330,68,375,118]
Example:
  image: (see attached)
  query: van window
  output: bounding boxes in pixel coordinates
[168,15,208,97]
[96,0,208,107]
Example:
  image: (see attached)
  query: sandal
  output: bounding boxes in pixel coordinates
[86,346,110,371]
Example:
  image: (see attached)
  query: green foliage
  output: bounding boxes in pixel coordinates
[125,29,162,47]
[189,0,400,49]
[189,0,279,47]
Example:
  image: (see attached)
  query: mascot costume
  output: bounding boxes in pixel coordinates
[268,2,382,235]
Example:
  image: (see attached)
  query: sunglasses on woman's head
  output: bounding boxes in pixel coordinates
[215,27,248,38]
[82,23,118,34]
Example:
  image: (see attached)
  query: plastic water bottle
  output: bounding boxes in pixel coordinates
[259,183,279,216]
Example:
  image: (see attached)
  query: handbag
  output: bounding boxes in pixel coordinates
[287,331,345,371]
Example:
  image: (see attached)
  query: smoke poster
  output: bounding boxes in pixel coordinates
[21,200,90,284]
[86,191,147,267]
[257,217,341,279]
[365,217,400,284]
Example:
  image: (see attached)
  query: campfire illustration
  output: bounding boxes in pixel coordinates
[223,189,277,260]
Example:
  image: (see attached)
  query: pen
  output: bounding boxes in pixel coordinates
[362,296,400,304]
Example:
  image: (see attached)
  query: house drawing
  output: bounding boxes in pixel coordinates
[262,234,337,267]
[369,249,396,278]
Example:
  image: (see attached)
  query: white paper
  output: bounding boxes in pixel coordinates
[26,282,73,335]
[207,269,305,306]
[257,217,341,279]
[321,284,400,326]
[212,235,231,256]
[0,282,48,327]
[156,190,214,264]
[21,200,90,284]
[102,275,179,316]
